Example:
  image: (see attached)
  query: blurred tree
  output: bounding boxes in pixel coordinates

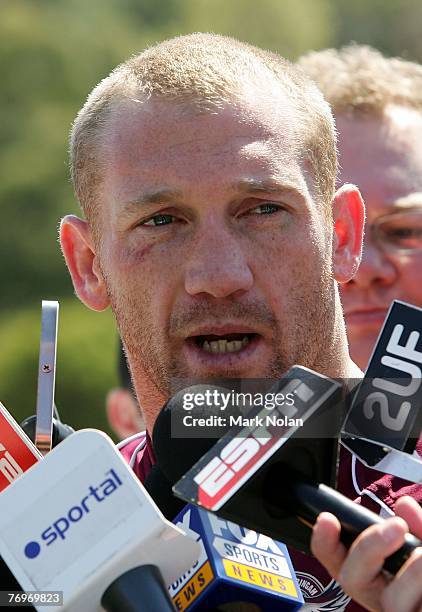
[0,0,175,310]
[177,0,334,57]
[0,0,333,428]
[332,0,422,61]
[2,0,422,430]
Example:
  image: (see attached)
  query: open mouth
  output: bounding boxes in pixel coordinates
[190,333,257,354]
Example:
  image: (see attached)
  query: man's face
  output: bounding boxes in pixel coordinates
[338,106,422,369]
[80,95,343,421]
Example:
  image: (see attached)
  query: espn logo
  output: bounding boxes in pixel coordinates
[191,372,339,511]
[0,402,42,492]
[194,436,272,507]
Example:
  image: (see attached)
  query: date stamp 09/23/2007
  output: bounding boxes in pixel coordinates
[0,591,63,607]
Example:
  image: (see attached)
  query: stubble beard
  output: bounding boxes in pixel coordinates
[101,265,336,398]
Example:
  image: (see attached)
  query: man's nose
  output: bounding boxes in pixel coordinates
[184,225,254,298]
[348,232,397,289]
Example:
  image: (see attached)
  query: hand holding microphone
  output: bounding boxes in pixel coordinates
[311,300,422,611]
[312,496,422,612]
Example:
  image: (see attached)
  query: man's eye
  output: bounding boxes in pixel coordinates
[249,202,281,215]
[142,214,174,226]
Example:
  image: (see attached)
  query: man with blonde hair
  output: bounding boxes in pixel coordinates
[62,32,361,431]
[299,45,422,370]
[60,33,420,610]
[299,45,422,611]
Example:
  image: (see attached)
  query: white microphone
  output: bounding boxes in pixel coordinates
[0,429,200,611]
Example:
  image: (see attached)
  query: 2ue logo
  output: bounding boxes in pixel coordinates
[0,405,41,492]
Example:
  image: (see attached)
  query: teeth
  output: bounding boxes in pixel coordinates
[210,341,219,353]
[228,340,242,352]
[202,336,250,354]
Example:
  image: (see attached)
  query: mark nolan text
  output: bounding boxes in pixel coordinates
[182,415,304,428]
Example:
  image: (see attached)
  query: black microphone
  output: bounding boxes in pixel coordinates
[153,369,421,575]
[342,300,422,483]
[145,383,239,520]
[145,391,304,610]
[145,463,186,520]
[20,414,74,448]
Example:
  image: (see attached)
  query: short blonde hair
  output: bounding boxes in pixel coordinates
[70,33,336,224]
[298,44,422,117]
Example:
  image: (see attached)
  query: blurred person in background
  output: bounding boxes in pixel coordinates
[299,45,422,371]
[106,339,145,440]
[299,45,422,611]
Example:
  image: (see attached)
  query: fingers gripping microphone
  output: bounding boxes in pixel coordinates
[0,429,200,612]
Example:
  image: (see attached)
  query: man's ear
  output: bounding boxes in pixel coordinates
[60,215,110,311]
[332,184,365,283]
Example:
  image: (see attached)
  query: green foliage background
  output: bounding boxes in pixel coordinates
[1,0,421,438]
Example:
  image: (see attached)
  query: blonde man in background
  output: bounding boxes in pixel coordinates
[299,45,422,370]
[299,45,422,611]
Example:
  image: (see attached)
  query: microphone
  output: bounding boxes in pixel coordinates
[145,395,304,610]
[144,394,304,610]
[342,300,422,482]
[145,463,186,520]
[20,415,74,449]
[20,300,75,451]
[0,401,43,492]
[152,372,344,552]
[0,401,43,601]
[145,468,304,610]
[151,368,421,575]
[169,504,304,611]
[0,429,200,612]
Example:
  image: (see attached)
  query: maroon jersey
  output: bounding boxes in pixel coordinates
[119,434,422,611]
[117,430,155,482]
